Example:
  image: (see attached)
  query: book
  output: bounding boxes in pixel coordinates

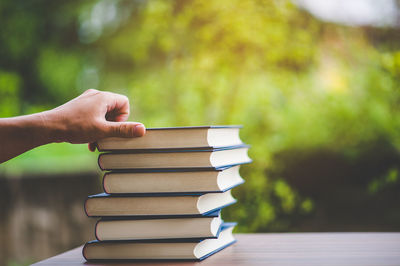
[84,190,236,217]
[103,165,244,194]
[98,146,251,171]
[96,126,243,151]
[95,215,223,241]
[83,223,236,261]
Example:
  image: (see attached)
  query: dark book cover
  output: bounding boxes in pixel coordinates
[98,144,249,155]
[96,209,222,221]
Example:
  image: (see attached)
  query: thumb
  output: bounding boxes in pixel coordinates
[105,121,146,138]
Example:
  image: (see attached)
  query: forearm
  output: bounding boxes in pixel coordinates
[0,112,55,163]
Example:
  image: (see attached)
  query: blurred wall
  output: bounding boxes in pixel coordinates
[0,173,101,265]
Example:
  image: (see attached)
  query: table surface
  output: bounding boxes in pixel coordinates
[32,233,400,266]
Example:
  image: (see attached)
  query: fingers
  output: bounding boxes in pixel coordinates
[81,90,146,139]
[104,121,146,138]
[88,142,97,152]
[104,92,130,122]
[82,90,131,122]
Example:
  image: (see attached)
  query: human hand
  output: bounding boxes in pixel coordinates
[41,89,145,151]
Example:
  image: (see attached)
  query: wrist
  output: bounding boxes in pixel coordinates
[1,113,54,148]
[35,110,67,144]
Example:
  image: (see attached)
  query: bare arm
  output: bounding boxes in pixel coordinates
[0,89,145,163]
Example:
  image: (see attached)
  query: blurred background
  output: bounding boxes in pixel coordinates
[1,0,400,265]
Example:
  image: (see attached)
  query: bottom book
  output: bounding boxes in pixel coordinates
[83,223,236,261]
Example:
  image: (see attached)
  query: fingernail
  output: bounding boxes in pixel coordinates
[134,124,146,136]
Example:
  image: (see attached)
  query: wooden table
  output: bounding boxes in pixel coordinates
[32,233,400,266]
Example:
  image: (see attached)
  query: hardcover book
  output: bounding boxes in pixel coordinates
[95,215,223,241]
[98,146,251,171]
[84,190,236,217]
[103,165,244,194]
[96,126,243,151]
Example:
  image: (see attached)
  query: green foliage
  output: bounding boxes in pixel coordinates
[37,48,82,100]
[1,0,400,232]
[0,71,21,116]
[0,143,98,176]
[368,168,399,194]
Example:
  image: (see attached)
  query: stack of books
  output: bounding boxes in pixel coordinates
[82,126,251,261]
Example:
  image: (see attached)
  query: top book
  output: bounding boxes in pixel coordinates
[96,126,244,151]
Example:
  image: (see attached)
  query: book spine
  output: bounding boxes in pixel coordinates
[102,172,109,194]
[98,154,105,171]
[94,219,101,241]
[83,198,90,217]
[82,242,89,261]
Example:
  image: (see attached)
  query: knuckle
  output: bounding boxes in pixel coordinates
[118,123,127,135]
[85,88,98,94]
[119,123,135,137]
[102,91,114,101]
[122,95,129,103]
